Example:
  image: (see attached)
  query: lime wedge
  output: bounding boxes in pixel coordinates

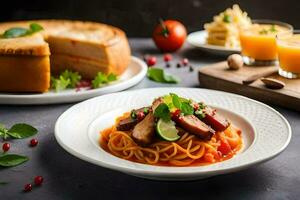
[156,118,180,141]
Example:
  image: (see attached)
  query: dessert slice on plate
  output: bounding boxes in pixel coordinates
[0,33,50,92]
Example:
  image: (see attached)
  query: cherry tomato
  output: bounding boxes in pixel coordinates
[152,20,187,52]
[137,112,145,121]
[218,140,232,155]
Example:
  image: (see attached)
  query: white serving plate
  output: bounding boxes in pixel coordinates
[55,88,292,181]
[187,30,241,55]
[0,56,147,105]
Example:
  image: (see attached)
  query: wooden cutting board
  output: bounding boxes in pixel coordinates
[198,61,300,111]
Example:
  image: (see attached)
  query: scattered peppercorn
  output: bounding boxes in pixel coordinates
[34,176,44,186]
[165,63,171,68]
[176,63,181,68]
[189,66,194,72]
[24,183,32,192]
[146,56,157,66]
[163,54,172,62]
[2,142,10,152]
[30,139,38,147]
[182,58,189,66]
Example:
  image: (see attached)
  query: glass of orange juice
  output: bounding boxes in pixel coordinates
[240,20,293,66]
[277,30,300,79]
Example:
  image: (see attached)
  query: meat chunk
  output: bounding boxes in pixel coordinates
[131,98,163,145]
[132,112,155,145]
[116,107,149,131]
[117,117,138,131]
[203,107,230,132]
[175,115,215,140]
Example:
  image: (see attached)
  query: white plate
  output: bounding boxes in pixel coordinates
[55,88,292,181]
[187,30,241,55]
[0,56,147,105]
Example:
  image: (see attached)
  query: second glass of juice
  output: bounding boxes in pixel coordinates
[277,30,300,79]
[240,20,293,66]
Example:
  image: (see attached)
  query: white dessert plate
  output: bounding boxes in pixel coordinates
[0,56,147,105]
[54,88,291,181]
[187,30,241,55]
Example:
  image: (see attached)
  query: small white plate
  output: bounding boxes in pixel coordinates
[55,88,292,181]
[187,30,241,55]
[0,56,147,105]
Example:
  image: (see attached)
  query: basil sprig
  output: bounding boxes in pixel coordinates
[0,154,29,167]
[1,23,44,39]
[154,93,195,121]
[147,68,180,84]
[0,123,37,139]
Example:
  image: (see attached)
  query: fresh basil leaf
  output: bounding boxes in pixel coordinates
[8,123,37,139]
[147,68,179,84]
[2,27,28,38]
[170,93,181,109]
[0,182,8,186]
[29,23,44,32]
[0,124,6,137]
[1,23,44,39]
[0,154,28,167]
[181,102,194,115]
[154,103,171,121]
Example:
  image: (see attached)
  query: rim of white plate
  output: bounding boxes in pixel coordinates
[187,30,241,52]
[54,88,292,176]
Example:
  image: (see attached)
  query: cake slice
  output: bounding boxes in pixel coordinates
[41,20,131,79]
[0,33,50,92]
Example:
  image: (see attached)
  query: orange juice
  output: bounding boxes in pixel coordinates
[240,22,292,64]
[277,33,300,78]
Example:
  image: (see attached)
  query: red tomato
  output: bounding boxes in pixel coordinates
[218,140,232,155]
[152,20,187,52]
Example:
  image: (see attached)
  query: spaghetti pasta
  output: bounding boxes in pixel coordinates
[100,114,243,167]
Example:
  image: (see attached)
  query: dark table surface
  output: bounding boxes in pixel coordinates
[1,38,299,200]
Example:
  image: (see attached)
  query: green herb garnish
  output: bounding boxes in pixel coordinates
[51,70,82,92]
[154,103,171,121]
[168,93,194,115]
[1,23,44,39]
[143,107,149,114]
[195,109,206,119]
[0,154,29,167]
[92,72,117,88]
[0,123,37,139]
[259,29,269,35]
[269,25,277,33]
[130,110,137,119]
[223,14,232,23]
[147,68,180,84]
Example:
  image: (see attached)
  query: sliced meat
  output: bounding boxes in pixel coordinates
[132,112,155,145]
[117,117,138,131]
[175,115,215,140]
[131,99,163,145]
[116,107,149,131]
[203,107,230,132]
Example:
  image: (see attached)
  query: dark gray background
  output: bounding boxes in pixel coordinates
[1,0,300,36]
